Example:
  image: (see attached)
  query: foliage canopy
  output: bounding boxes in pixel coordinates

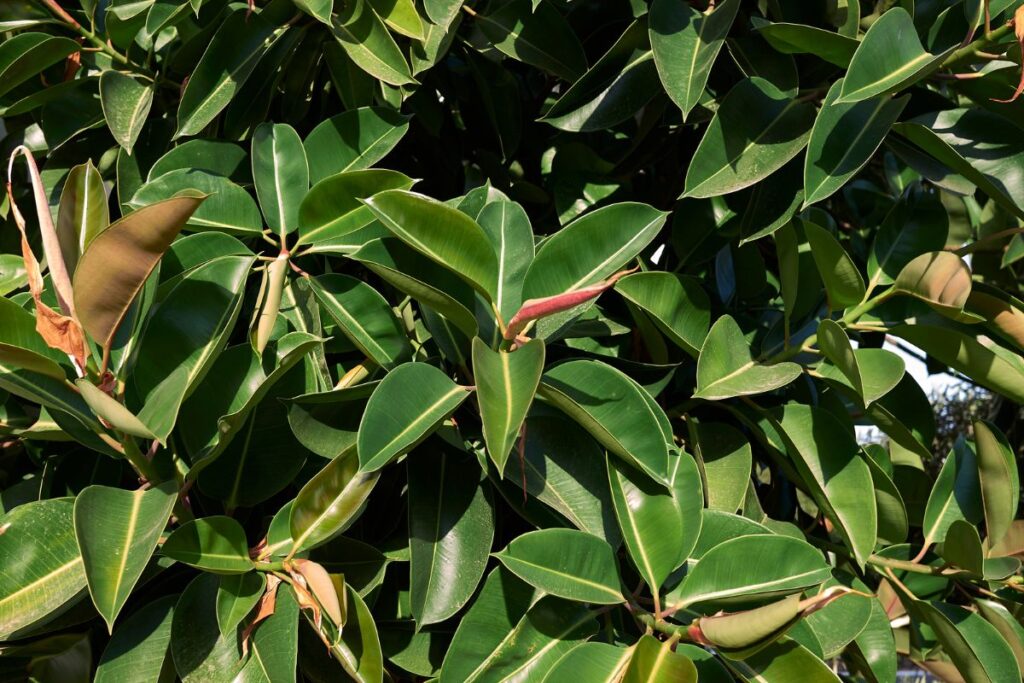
[3,0,1024,681]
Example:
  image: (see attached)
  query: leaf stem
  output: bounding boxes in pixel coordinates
[941,18,1016,69]
[121,434,162,484]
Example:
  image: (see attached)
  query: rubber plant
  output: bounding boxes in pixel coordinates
[2,0,1024,680]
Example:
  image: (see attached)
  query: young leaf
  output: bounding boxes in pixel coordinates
[162,516,254,574]
[472,338,544,476]
[290,447,380,554]
[252,122,308,235]
[56,160,109,275]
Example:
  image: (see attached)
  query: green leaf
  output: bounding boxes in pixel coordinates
[683,78,816,198]
[56,161,108,276]
[295,170,413,252]
[290,447,380,554]
[893,109,1024,219]
[544,643,633,683]
[96,594,176,683]
[667,535,831,611]
[816,320,905,407]
[171,573,244,683]
[542,21,660,133]
[350,238,479,337]
[623,634,698,682]
[725,638,841,683]
[694,315,802,400]
[294,0,331,23]
[891,324,1024,403]
[477,198,535,325]
[176,9,284,137]
[252,122,308,235]
[915,600,1021,683]
[691,421,752,513]
[770,404,877,566]
[73,195,204,351]
[303,108,410,184]
[148,139,250,185]
[974,420,1020,547]
[753,20,859,67]
[921,436,984,549]
[608,453,702,595]
[324,585,383,683]
[942,519,985,574]
[235,585,299,682]
[409,448,494,626]
[162,516,255,574]
[517,414,622,546]
[215,573,265,637]
[440,567,537,683]
[495,528,623,604]
[330,0,415,86]
[476,0,587,82]
[649,0,741,119]
[864,451,910,545]
[0,33,79,99]
[616,272,710,357]
[473,338,544,476]
[357,362,470,471]
[285,382,377,459]
[538,359,672,485]
[99,71,153,155]
[802,221,866,310]
[866,186,950,289]
[523,202,667,302]
[368,0,423,39]
[133,254,254,442]
[73,482,177,631]
[803,81,909,207]
[0,499,86,639]
[365,189,499,301]
[837,8,953,103]
[130,170,263,235]
[309,274,410,369]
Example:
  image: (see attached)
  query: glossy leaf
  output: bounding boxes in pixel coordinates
[683,78,815,198]
[695,315,802,400]
[649,0,741,118]
[538,359,672,484]
[96,594,176,683]
[99,71,153,155]
[290,447,380,554]
[365,189,499,301]
[215,572,265,637]
[473,338,544,476]
[56,160,108,275]
[162,516,254,574]
[622,635,697,682]
[0,499,86,639]
[309,274,410,369]
[495,528,624,604]
[330,0,415,86]
[616,272,710,356]
[975,420,1020,547]
[295,170,413,251]
[252,122,308,235]
[409,447,494,626]
[74,482,177,631]
[476,0,586,81]
[357,362,470,471]
[130,170,262,235]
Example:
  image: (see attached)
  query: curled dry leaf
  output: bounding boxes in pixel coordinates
[993,6,1024,103]
[241,573,281,657]
[6,147,88,371]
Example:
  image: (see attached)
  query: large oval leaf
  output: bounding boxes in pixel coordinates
[494,528,624,604]
[303,108,410,183]
[357,362,470,471]
[616,272,710,356]
[56,160,108,275]
[975,420,1020,547]
[290,447,380,555]
[162,516,254,574]
[409,447,494,626]
[73,482,177,631]
[252,122,308,235]
[95,594,176,683]
[130,170,262,235]
[0,499,85,639]
[683,78,815,198]
[473,338,544,476]
[667,535,830,611]
[309,274,410,369]
[538,359,671,485]
[695,315,802,400]
[365,189,499,301]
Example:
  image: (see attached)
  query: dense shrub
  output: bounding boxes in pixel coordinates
[2,0,1024,680]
